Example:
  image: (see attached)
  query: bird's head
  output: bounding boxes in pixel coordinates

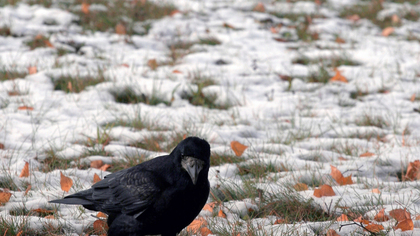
[171,137,210,185]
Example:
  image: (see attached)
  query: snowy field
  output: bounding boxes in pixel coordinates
[1,0,420,235]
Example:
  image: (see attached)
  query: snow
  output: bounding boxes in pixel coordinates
[0,0,420,235]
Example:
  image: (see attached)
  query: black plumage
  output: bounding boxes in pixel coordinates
[50,137,211,236]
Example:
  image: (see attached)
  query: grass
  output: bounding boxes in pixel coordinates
[0,69,28,81]
[130,132,185,153]
[110,87,170,106]
[109,153,147,172]
[0,26,11,36]
[237,161,287,179]
[293,56,360,67]
[355,114,389,129]
[52,71,106,93]
[210,153,245,166]
[25,35,53,50]
[0,216,66,236]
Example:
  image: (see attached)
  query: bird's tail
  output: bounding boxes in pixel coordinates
[49,189,95,206]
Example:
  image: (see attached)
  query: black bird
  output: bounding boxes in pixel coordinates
[50,137,211,236]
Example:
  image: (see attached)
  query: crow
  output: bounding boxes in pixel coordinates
[50,137,211,236]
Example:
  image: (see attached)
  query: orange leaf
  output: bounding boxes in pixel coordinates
[44,215,55,219]
[16,231,23,236]
[354,216,370,224]
[394,219,413,231]
[172,69,182,74]
[223,23,235,29]
[410,93,416,102]
[81,2,90,14]
[28,66,37,74]
[60,171,73,192]
[330,165,353,185]
[147,59,158,70]
[0,143,4,149]
[347,14,360,22]
[313,185,335,198]
[338,157,348,161]
[93,219,108,234]
[218,209,226,218]
[230,141,248,156]
[359,152,374,157]
[44,39,54,48]
[335,37,346,44]
[293,183,308,191]
[90,160,104,169]
[93,173,101,183]
[372,188,380,194]
[202,202,217,213]
[326,229,339,236]
[389,209,411,222]
[337,214,349,221]
[415,214,420,220]
[97,212,107,218]
[274,219,285,224]
[382,27,394,37]
[24,184,31,196]
[115,23,126,35]
[99,164,111,171]
[0,190,11,205]
[391,14,400,24]
[19,162,29,178]
[31,208,54,214]
[187,217,207,234]
[365,223,384,233]
[18,106,34,111]
[200,227,212,236]
[404,160,420,181]
[374,209,389,222]
[330,69,348,83]
[170,10,181,16]
[253,2,265,12]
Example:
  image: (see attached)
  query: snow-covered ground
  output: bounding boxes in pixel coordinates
[1,0,420,235]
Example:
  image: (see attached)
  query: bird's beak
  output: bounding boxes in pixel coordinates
[181,156,204,185]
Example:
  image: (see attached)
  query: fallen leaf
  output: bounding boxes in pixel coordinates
[19,162,29,178]
[270,27,278,34]
[293,183,308,191]
[391,14,400,24]
[253,2,265,12]
[115,23,126,35]
[416,215,420,220]
[274,219,285,224]
[187,217,207,234]
[172,69,182,74]
[202,202,217,213]
[335,37,346,44]
[16,231,23,236]
[0,189,11,205]
[44,215,55,219]
[337,214,349,221]
[410,93,416,102]
[0,143,4,149]
[404,160,420,181]
[97,212,107,218]
[170,10,181,16]
[230,141,248,156]
[81,2,90,14]
[354,216,370,224]
[28,66,37,74]
[60,171,73,192]
[330,69,348,83]
[93,219,108,234]
[218,209,226,218]
[338,157,348,161]
[394,219,413,231]
[200,227,212,236]
[326,229,339,236]
[372,188,380,194]
[44,39,54,48]
[93,173,101,183]
[365,223,384,233]
[359,152,375,157]
[147,59,158,70]
[31,208,55,214]
[100,164,111,171]
[374,209,389,222]
[389,208,411,222]
[18,106,34,111]
[223,23,235,29]
[313,185,335,198]
[24,184,31,196]
[382,27,394,37]
[330,165,353,185]
[347,14,360,22]
[91,160,104,169]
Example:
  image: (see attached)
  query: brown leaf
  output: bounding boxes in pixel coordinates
[253,2,265,12]
[359,152,375,157]
[391,14,400,24]
[93,219,108,234]
[230,141,248,157]
[90,160,104,169]
[330,69,348,83]
[410,93,416,102]
[99,164,111,171]
[31,208,55,214]
[28,66,37,74]
[115,23,126,35]
[337,214,349,221]
[293,183,308,191]
[19,162,29,178]
[223,23,235,29]
[172,69,182,74]
[354,216,370,224]
[44,215,55,219]
[187,217,207,234]
[0,143,4,149]
[16,231,23,236]
[60,171,73,192]
[170,10,181,16]
[382,27,394,37]
[274,219,285,224]
[81,2,90,14]
[371,188,380,194]
[347,14,360,22]
[374,208,389,222]
[389,208,411,222]
[313,185,335,198]
[218,209,226,218]
[44,39,54,48]
[0,189,11,205]
[147,59,158,70]
[93,173,101,183]
[415,214,420,220]
[200,227,212,236]
[365,223,384,233]
[18,106,34,111]
[202,202,217,213]
[338,157,348,161]
[97,212,107,218]
[335,37,345,44]
[24,184,31,196]
[404,160,420,181]
[394,219,413,231]
[326,229,340,236]
[330,165,353,185]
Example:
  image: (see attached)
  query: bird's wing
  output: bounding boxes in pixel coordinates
[91,169,163,218]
